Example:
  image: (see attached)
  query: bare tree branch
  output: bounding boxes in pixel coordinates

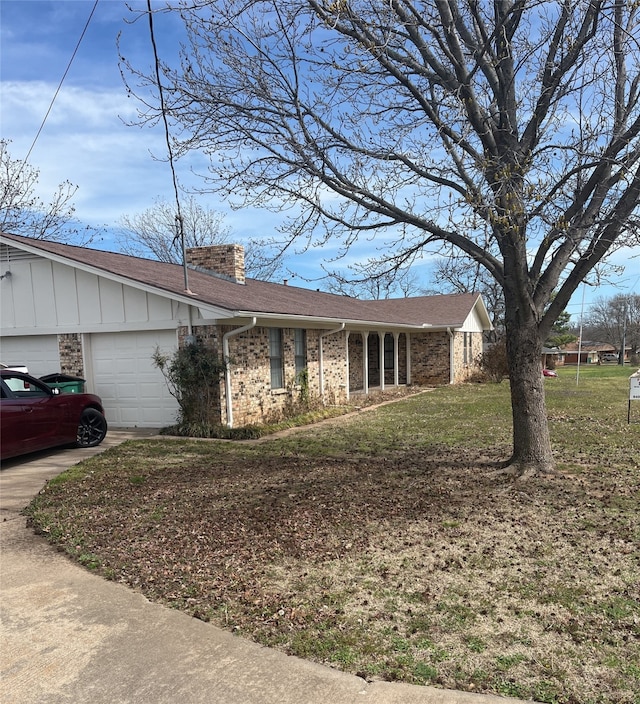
[0,139,97,244]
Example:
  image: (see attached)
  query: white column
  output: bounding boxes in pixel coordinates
[379,331,385,391]
[345,331,350,400]
[363,331,369,394]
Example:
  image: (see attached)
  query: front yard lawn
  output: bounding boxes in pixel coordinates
[26,366,640,703]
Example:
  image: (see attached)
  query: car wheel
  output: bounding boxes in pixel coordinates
[76,408,107,448]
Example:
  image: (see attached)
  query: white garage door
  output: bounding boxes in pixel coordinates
[89,330,180,428]
[0,335,60,377]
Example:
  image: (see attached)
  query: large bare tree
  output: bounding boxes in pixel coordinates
[117,195,231,261]
[124,0,640,475]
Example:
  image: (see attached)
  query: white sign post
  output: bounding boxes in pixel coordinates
[629,371,640,423]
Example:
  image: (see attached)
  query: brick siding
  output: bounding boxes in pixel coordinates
[58,333,84,376]
[348,333,365,391]
[57,325,482,427]
[452,331,483,382]
[410,331,451,385]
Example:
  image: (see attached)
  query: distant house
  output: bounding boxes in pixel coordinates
[560,341,617,365]
[542,346,561,369]
[0,233,492,428]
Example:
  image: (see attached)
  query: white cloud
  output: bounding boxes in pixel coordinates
[3,81,206,226]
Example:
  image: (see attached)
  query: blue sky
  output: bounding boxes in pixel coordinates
[1,0,638,320]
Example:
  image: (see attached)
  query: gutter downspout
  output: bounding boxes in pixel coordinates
[447,327,454,384]
[319,323,346,397]
[223,317,257,428]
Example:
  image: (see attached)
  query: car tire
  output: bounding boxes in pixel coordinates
[76,408,107,448]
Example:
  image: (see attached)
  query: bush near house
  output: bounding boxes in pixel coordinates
[472,340,509,382]
[153,342,226,433]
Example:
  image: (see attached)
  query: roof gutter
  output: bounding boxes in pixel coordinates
[232,311,438,331]
[223,317,257,428]
[318,323,346,397]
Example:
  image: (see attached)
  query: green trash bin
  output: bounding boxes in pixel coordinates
[40,374,86,394]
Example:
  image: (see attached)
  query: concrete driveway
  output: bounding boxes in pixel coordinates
[1,431,524,704]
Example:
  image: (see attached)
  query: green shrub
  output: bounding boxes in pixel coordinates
[153,341,226,428]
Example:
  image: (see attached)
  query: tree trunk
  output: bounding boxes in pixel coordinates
[503,308,554,477]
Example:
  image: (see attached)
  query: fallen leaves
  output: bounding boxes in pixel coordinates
[25,388,640,704]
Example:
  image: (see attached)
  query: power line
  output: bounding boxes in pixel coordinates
[146,0,189,293]
[22,0,99,164]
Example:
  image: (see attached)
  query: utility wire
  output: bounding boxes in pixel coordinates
[146,0,189,292]
[23,0,99,164]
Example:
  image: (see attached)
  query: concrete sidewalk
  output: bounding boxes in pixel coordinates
[1,431,523,704]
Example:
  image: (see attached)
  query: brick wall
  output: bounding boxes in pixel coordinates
[410,330,483,385]
[181,324,349,427]
[348,333,365,391]
[452,331,483,382]
[58,333,83,376]
[318,330,348,405]
[410,331,451,385]
[223,326,348,426]
[175,324,476,427]
[397,333,408,384]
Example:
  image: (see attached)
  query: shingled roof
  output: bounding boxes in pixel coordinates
[0,232,491,330]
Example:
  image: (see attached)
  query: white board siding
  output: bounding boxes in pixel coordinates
[460,308,486,332]
[88,330,179,428]
[0,335,60,377]
[1,251,182,333]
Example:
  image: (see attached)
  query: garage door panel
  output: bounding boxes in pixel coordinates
[115,384,137,400]
[139,382,166,400]
[91,331,179,428]
[0,336,60,377]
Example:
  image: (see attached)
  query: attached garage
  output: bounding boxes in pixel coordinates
[87,330,179,428]
[0,335,60,377]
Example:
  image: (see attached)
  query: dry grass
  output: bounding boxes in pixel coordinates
[26,366,640,703]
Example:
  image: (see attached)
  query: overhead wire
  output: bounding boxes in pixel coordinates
[145,0,189,293]
[22,0,100,165]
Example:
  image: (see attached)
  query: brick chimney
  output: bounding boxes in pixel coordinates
[185,244,245,285]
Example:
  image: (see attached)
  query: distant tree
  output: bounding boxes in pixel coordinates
[584,294,640,358]
[117,195,231,261]
[0,139,95,244]
[117,196,283,280]
[124,1,640,476]
[325,260,422,298]
[545,311,577,349]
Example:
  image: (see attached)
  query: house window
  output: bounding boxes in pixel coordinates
[463,332,473,365]
[384,333,394,370]
[294,329,307,377]
[269,328,284,389]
